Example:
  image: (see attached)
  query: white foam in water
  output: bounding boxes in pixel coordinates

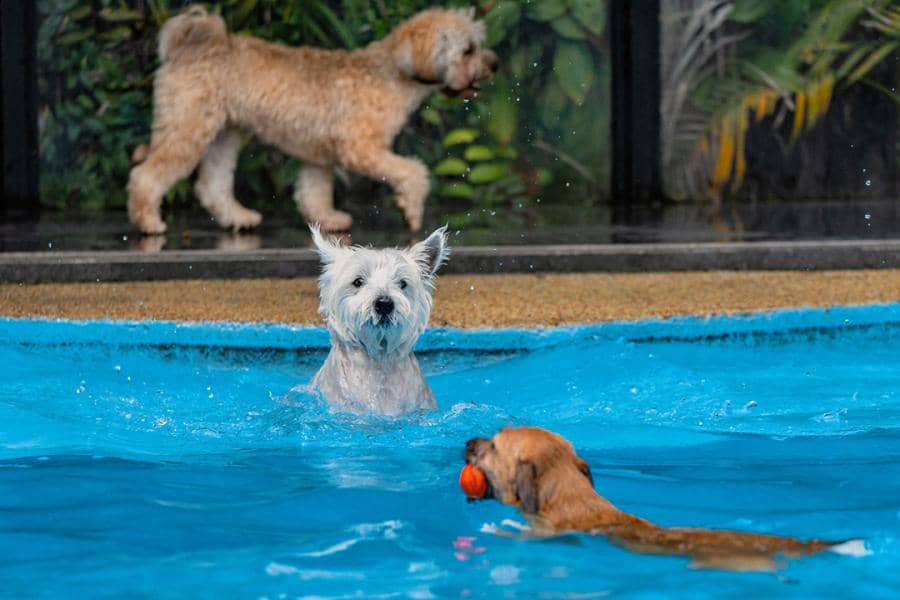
[298,520,404,557]
[480,522,500,534]
[501,518,531,531]
[480,520,532,537]
[829,539,872,557]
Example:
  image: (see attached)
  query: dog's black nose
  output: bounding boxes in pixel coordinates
[374,296,394,316]
[464,437,485,461]
[489,60,499,73]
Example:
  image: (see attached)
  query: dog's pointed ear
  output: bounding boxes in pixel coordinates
[514,460,539,514]
[309,223,343,264]
[575,456,593,486]
[409,225,449,278]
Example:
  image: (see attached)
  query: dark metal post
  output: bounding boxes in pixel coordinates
[1,1,40,221]
[610,0,662,211]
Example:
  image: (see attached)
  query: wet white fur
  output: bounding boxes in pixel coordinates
[828,539,871,557]
[310,225,449,415]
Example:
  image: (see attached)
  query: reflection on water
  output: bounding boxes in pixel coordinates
[2,200,899,252]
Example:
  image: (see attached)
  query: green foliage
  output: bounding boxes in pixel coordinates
[38,0,610,230]
[433,0,608,229]
[664,0,900,201]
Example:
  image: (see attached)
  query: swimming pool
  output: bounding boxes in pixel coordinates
[2,304,899,598]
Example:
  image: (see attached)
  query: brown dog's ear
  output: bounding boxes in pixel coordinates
[575,456,593,486]
[514,461,539,514]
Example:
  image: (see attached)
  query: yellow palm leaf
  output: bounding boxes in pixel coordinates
[806,82,821,129]
[731,108,749,193]
[711,116,736,193]
[792,90,807,140]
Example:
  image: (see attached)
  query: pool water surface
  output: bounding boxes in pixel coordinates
[1,305,899,598]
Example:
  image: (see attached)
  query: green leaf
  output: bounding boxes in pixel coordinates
[314,1,357,48]
[468,163,508,184]
[58,29,94,45]
[464,145,495,161]
[537,79,568,127]
[486,76,518,145]
[485,1,520,47]
[526,0,567,22]
[100,26,133,44]
[433,157,469,176]
[846,42,900,84]
[443,128,479,147]
[439,182,475,199]
[419,107,442,126]
[231,0,260,29]
[535,169,554,187]
[551,15,587,39]
[571,0,605,36]
[493,146,518,160]
[99,8,144,22]
[729,0,773,24]
[68,6,92,21]
[553,41,594,104]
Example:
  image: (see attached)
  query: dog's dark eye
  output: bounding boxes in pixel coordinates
[398,279,407,290]
[352,277,364,288]
[464,43,475,56]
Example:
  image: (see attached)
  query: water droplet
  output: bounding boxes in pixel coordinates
[864,213,871,220]
[865,179,872,187]
[469,285,475,291]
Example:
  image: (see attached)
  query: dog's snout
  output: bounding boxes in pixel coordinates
[464,437,488,462]
[374,296,395,316]
[484,50,499,72]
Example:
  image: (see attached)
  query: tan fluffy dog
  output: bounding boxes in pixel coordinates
[464,427,854,571]
[128,5,497,235]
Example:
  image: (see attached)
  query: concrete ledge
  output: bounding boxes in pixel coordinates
[1,239,899,282]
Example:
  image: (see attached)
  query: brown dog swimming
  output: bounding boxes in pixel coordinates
[463,427,858,571]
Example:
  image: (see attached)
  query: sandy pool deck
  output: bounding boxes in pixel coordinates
[1,270,898,327]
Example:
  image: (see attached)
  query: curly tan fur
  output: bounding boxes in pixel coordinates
[128,5,497,235]
[465,427,837,571]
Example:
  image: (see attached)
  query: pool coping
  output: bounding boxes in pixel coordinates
[2,239,900,282]
[3,302,898,351]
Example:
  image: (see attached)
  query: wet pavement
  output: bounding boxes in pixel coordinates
[0,200,897,253]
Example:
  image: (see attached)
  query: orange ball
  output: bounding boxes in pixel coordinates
[459,464,488,498]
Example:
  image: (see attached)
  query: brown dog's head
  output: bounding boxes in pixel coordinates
[387,8,498,98]
[464,427,594,518]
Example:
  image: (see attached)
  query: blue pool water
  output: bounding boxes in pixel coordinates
[2,305,900,598]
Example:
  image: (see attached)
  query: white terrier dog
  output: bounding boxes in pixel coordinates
[309,225,449,416]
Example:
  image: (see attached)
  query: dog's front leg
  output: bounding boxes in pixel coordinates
[294,164,353,232]
[341,144,430,232]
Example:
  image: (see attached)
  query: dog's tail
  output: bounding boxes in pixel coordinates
[157,5,227,63]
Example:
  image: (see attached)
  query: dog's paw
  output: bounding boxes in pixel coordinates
[315,210,353,232]
[136,217,167,236]
[230,208,263,232]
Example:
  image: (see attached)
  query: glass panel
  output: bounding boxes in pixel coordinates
[32,0,611,249]
[660,0,899,238]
